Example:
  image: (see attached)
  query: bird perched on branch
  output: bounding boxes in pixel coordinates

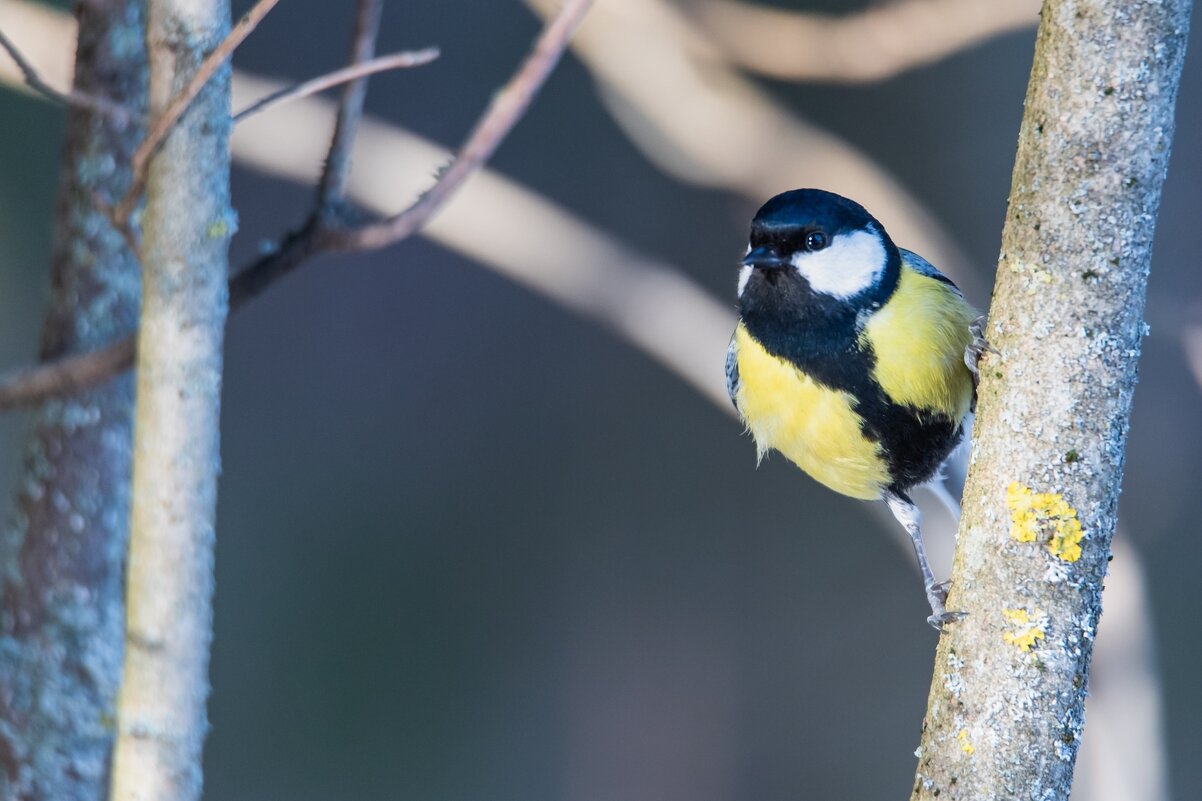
[726,188,986,628]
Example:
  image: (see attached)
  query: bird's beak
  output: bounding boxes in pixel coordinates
[742,246,790,270]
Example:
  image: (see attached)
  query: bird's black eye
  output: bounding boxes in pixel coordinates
[805,231,829,251]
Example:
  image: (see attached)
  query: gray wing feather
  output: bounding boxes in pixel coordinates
[725,335,741,411]
[899,248,963,297]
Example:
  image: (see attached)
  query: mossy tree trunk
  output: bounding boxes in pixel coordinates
[912,1,1191,799]
[0,2,145,799]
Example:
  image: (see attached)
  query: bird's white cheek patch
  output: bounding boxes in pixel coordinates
[791,228,887,299]
[737,264,753,296]
[737,243,753,296]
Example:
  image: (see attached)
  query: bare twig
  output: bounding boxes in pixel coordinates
[231,48,438,123]
[0,223,312,413]
[0,26,130,119]
[694,0,1040,83]
[326,0,594,250]
[113,0,280,221]
[231,0,595,291]
[318,0,384,207]
[0,339,136,409]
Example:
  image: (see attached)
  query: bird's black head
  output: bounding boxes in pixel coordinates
[737,189,901,339]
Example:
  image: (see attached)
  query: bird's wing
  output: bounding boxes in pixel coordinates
[725,334,741,411]
[900,249,989,410]
[899,248,964,297]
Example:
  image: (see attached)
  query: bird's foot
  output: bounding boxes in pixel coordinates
[925,582,967,630]
[964,315,997,387]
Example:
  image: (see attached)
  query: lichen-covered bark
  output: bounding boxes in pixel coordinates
[0,2,145,799]
[911,1,1191,800]
[107,1,232,799]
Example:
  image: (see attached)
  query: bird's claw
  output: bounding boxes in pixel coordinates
[927,609,969,630]
[925,581,966,630]
[965,314,997,385]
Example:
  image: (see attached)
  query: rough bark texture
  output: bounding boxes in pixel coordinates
[0,2,145,799]
[108,0,232,798]
[911,1,1191,800]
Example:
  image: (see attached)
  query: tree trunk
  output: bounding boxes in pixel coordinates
[108,0,232,798]
[0,2,145,799]
[912,1,1191,799]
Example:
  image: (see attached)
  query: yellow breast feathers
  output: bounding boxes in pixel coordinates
[732,323,890,499]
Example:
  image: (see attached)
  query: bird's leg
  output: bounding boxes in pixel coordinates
[965,314,995,391]
[885,491,967,629]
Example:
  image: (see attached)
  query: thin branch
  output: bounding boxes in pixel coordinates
[230,0,595,289]
[0,339,136,409]
[325,0,594,250]
[231,48,438,123]
[0,225,311,413]
[0,26,131,119]
[693,0,1041,84]
[113,0,279,221]
[317,0,384,208]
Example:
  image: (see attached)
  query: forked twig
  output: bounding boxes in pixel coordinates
[694,0,1040,83]
[113,0,280,221]
[0,0,594,410]
[318,0,384,207]
[325,0,593,251]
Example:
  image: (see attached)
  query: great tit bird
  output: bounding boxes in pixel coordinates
[726,188,985,628]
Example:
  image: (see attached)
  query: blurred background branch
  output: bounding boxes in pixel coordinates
[526,0,976,291]
[691,0,1041,83]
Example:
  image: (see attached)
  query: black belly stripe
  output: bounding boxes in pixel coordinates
[807,339,960,493]
[739,308,962,493]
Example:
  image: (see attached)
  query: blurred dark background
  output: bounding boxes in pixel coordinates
[1,1,1199,799]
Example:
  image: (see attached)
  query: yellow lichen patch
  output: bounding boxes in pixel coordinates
[1005,482,1084,562]
[1006,483,1039,542]
[1049,518,1083,562]
[1002,607,1046,652]
[957,728,975,756]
